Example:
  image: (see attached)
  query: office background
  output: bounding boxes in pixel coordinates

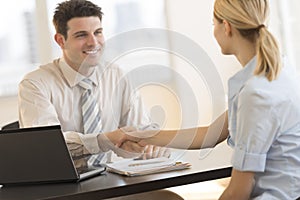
[1,0,299,128]
[0,1,299,198]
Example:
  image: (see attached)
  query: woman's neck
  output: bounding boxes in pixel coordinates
[235,39,257,67]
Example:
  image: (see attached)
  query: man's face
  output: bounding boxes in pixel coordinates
[56,16,104,73]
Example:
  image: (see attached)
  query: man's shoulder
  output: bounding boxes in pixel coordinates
[101,61,123,71]
[22,59,62,81]
[98,61,125,77]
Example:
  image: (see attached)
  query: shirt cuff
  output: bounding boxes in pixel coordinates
[232,145,266,172]
[96,133,116,153]
[78,133,101,154]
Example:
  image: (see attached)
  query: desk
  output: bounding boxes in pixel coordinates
[0,142,232,200]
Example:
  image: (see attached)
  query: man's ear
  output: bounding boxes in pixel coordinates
[223,20,232,37]
[54,33,65,48]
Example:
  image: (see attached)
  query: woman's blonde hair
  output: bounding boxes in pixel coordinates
[214,0,281,81]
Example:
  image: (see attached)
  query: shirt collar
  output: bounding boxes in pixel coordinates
[228,56,257,100]
[59,58,99,88]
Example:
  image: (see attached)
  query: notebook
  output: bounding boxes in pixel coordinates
[105,157,191,176]
[0,125,106,186]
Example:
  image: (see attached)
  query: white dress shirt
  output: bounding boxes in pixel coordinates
[227,56,300,199]
[18,58,155,155]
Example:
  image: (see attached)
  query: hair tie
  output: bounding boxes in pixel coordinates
[257,24,265,30]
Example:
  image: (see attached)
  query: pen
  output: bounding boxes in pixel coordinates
[128,160,165,167]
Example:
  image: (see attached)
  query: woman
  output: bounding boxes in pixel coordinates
[117,0,300,199]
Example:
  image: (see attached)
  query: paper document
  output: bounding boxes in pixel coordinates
[105,157,191,176]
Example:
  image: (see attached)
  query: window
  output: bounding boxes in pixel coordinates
[0,1,37,96]
[269,0,300,72]
[46,0,168,72]
[0,0,167,96]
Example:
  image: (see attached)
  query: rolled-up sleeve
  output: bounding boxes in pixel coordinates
[232,144,267,172]
[231,87,279,172]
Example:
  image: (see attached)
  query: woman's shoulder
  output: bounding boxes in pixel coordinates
[240,77,280,107]
[241,75,272,96]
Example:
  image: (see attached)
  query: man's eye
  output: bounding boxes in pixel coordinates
[75,34,87,38]
[95,31,102,35]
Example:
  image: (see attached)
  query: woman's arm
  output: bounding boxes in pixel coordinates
[118,111,228,150]
[146,111,228,149]
[219,169,255,200]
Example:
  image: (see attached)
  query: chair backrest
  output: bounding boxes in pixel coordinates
[1,121,19,130]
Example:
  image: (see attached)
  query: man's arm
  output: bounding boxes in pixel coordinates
[19,79,145,158]
[65,130,145,159]
[18,79,60,128]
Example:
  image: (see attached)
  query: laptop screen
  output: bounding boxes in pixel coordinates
[0,125,105,185]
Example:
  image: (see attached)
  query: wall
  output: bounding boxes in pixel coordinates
[165,0,240,126]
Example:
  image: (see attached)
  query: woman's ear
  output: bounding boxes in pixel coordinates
[223,20,232,37]
[54,33,65,48]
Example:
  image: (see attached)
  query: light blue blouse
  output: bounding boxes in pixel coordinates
[227,57,300,199]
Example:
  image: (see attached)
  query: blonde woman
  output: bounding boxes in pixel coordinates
[213,0,300,199]
[117,0,300,199]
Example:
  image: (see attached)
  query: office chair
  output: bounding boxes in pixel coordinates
[1,121,19,130]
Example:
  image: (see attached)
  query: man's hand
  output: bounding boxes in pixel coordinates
[116,126,152,147]
[134,145,171,159]
[117,126,171,160]
[112,141,145,158]
[102,129,146,158]
[119,140,145,153]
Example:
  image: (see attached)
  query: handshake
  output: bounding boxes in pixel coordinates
[64,124,170,162]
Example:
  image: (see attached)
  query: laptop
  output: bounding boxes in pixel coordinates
[0,125,106,186]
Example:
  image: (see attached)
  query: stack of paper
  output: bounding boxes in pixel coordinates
[105,157,191,176]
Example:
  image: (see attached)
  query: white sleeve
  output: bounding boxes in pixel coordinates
[18,79,60,128]
[64,131,107,155]
[19,78,112,155]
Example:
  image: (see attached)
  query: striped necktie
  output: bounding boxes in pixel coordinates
[79,78,102,134]
[79,78,104,166]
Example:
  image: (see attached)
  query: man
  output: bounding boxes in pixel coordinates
[18,1,186,199]
[18,0,169,166]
